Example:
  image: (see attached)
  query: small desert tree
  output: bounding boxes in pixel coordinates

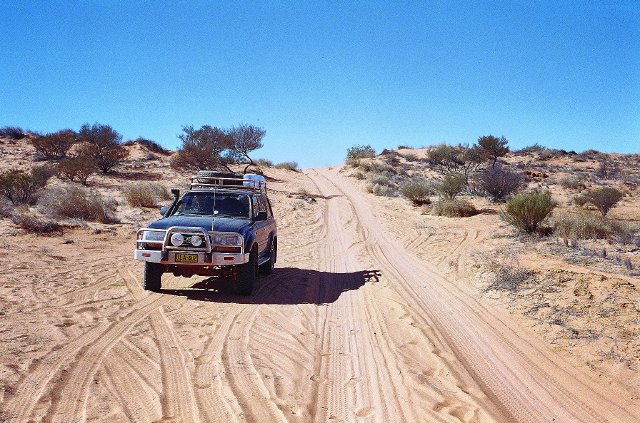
[436,172,467,200]
[400,181,433,205]
[500,191,556,233]
[171,125,235,171]
[477,135,509,168]
[32,129,78,159]
[427,144,484,181]
[346,145,376,162]
[228,124,266,172]
[77,123,127,173]
[478,166,523,201]
[583,187,623,217]
[57,156,98,185]
[0,167,54,204]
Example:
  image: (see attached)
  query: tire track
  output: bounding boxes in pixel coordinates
[318,167,640,422]
[3,292,167,423]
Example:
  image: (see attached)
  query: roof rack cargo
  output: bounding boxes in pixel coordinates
[190,171,267,194]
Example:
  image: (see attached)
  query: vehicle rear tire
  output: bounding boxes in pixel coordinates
[236,246,257,296]
[143,262,162,292]
[259,239,276,275]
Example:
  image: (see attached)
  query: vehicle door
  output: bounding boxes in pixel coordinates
[253,195,269,255]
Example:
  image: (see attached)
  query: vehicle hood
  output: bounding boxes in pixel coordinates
[148,215,251,234]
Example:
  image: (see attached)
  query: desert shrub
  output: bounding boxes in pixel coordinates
[353,171,365,180]
[0,167,53,204]
[583,187,623,216]
[400,181,433,205]
[596,159,620,180]
[121,183,170,207]
[553,211,618,240]
[431,198,477,217]
[274,161,299,171]
[346,145,376,161]
[369,173,393,187]
[514,143,545,155]
[478,166,523,201]
[559,176,585,191]
[57,156,98,185]
[255,158,273,167]
[477,135,509,168]
[0,126,27,140]
[500,190,556,233]
[371,183,396,197]
[31,130,77,159]
[401,152,418,161]
[573,195,589,207]
[435,172,467,199]
[122,137,171,155]
[77,123,128,173]
[39,186,118,223]
[484,258,535,292]
[11,213,63,235]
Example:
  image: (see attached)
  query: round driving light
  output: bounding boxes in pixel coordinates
[170,233,184,246]
[191,235,202,247]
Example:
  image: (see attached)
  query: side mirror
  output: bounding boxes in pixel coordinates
[171,189,180,199]
[255,211,268,221]
[160,205,169,216]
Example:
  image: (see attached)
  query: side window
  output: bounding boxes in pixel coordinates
[257,196,267,214]
[251,196,259,218]
[265,198,273,218]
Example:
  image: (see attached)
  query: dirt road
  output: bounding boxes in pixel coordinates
[1,168,638,422]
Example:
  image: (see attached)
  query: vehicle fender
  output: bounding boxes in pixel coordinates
[244,232,257,252]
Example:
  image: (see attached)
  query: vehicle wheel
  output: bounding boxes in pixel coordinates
[259,239,276,275]
[143,262,162,291]
[236,246,257,296]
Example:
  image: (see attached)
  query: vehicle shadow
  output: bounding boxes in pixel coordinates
[159,267,381,305]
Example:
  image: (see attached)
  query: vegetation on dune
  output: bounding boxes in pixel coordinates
[500,191,557,234]
[171,123,266,172]
[0,167,54,205]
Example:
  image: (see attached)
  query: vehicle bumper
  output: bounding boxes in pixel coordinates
[134,249,250,266]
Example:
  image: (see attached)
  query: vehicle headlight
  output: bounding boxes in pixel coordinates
[142,230,165,242]
[211,233,242,246]
[170,233,184,246]
[190,235,203,247]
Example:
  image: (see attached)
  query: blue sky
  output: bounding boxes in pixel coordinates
[1,1,638,168]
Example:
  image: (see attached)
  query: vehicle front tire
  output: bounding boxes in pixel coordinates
[259,239,276,275]
[236,246,257,296]
[143,262,162,292]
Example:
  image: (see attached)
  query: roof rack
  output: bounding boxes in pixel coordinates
[190,172,267,194]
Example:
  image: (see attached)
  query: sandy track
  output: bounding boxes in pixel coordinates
[1,167,638,422]
[308,168,639,422]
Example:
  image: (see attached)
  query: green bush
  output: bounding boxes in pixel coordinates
[553,211,633,241]
[559,176,585,191]
[346,144,376,161]
[0,167,54,204]
[274,161,299,171]
[400,181,433,205]
[478,166,522,201]
[369,173,393,187]
[431,199,477,217]
[39,185,118,223]
[32,130,77,159]
[77,123,128,173]
[11,213,63,235]
[57,156,98,185]
[0,126,27,140]
[500,191,556,233]
[583,187,623,216]
[121,183,170,208]
[255,158,273,167]
[371,183,396,197]
[436,172,467,199]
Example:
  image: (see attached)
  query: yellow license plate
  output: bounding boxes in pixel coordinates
[175,253,198,263]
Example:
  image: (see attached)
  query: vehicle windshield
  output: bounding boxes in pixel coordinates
[173,192,251,218]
